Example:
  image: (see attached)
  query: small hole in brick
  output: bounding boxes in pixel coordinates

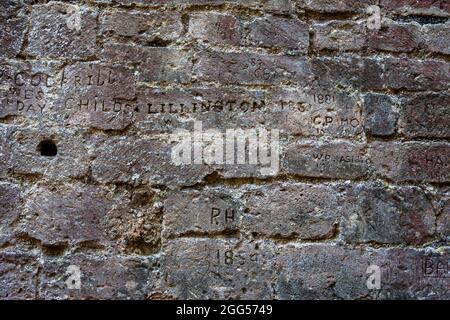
[38,140,57,157]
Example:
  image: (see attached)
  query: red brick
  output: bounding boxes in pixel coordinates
[370,142,450,183]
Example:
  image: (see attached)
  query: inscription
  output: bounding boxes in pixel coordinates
[423,258,449,278]
[211,207,236,225]
[215,248,258,266]
[311,153,369,167]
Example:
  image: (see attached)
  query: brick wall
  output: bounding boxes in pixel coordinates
[0,0,448,299]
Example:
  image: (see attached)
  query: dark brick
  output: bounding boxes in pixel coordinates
[435,190,449,240]
[58,63,137,131]
[424,23,450,55]
[0,252,39,299]
[363,93,397,137]
[374,248,449,299]
[268,89,364,138]
[277,244,450,299]
[383,58,450,91]
[133,87,268,134]
[91,136,213,186]
[313,21,366,51]
[0,126,12,178]
[9,127,90,179]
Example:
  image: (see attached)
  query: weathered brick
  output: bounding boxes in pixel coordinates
[162,239,276,299]
[313,56,450,91]
[9,127,90,179]
[39,254,159,299]
[399,92,450,139]
[0,126,12,177]
[194,51,312,85]
[297,0,377,13]
[373,248,449,299]
[19,183,114,248]
[245,16,309,51]
[380,0,450,17]
[19,183,162,255]
[101,10,182,42]
[342,184,436,245]
[424,23,450,55]
[312,56,380,89]
[313,21,421,53]
[283,141,369,179]
[277,244,450,299]
[367,23,420,52]
[268,89,364,138]
[115,0,293,13]
[363,93,397,137]
[133,87,268,134]
[91,136,213,186]
[370,142,450,182]
[0,182,20,246]
[164,188,241,237]
[276,244,371,299]
[0,60,60,119]
[313,21,366,52]
[58,63,137,130]
[383,58,450,91]
[0,252,39,299]
[435,190,449,240]
[242,183,340,240]
[188,12,242,46]
[102,43,192,84]
[0,1,27,58]
[26,2,98,59]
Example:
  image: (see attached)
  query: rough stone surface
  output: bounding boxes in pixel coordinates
[0,0,448,300]
[26,2,98,59]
